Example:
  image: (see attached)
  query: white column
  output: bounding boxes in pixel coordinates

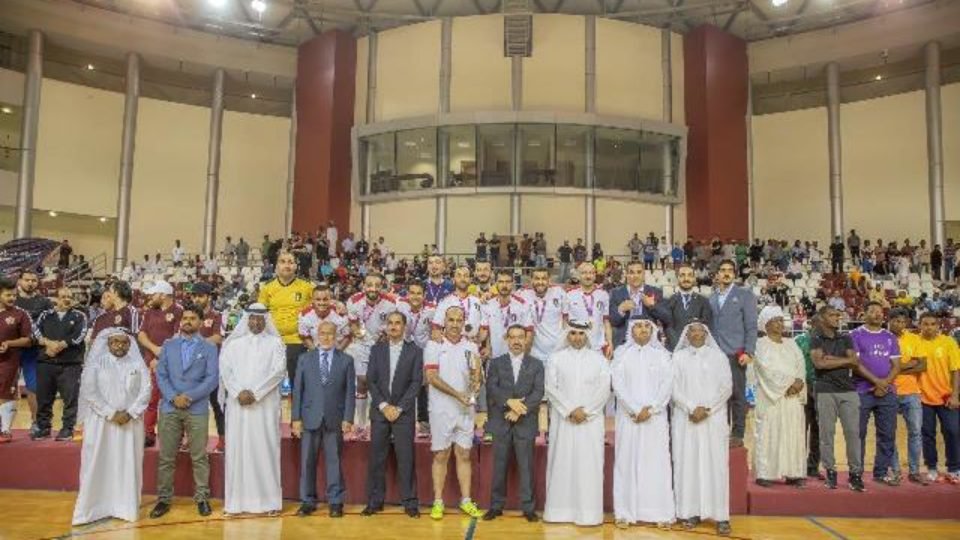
[925,41,945,246]
[14,30,43,239]
[826,62,844,240]
[202,68,225,258]
[113,52,140,272]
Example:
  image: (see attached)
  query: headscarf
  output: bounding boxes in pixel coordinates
[78,328,144,424]
[222,302,281,348]
[757,305,785,333]
[616,318,667,354]
[555,318,593,352]
[674,320,722,354]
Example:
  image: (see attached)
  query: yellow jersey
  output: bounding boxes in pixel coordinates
[258,277,314,344]
[916,334,960,406]
[894,330,922,396]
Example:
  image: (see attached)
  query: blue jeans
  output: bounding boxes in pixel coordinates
[891,394,923,475]
[921,404,960,473]
[859,391,898,479]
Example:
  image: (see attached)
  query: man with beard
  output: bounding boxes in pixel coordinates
[521,267,567,437]
[563,263,613,358]
[608,261,661,347]
[0,279,34,442]
[397,281,435,437]
[191,282,226,452]
[346,273,397,438]
[469,261,497,301]
[423,255,453,305]
[432,266,484,342]
[90,280,140,340]
[137,280,183,448]
[16,269,53,432]
[258,251,314,391]
[298,285,351,351]
[650,264,712,350]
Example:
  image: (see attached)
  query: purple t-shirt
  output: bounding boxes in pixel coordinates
[850,326,901,394]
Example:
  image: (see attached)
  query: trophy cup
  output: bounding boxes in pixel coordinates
[466,353,484,408]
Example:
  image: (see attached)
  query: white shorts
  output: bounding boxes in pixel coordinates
[428,411,474,452]
[345,342,371,377]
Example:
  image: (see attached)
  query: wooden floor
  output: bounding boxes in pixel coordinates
[2,490,960,540]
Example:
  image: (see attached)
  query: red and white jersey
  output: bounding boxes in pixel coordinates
[424,336,479,417]
[521,286,567,363]
[298,307,350,345]
[397,299,436,349]
[432,292,484,339]
[563,286,609,351]
[346,293,398,346]
[481,294,533,359]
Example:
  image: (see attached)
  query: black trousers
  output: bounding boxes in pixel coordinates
[727,354,747,439]
[805,386,820,472]
[489,426,536,513]
[209,388,225,437]
[285,344,306,386]
[36,362,82,432]
[416,385,429,424]
[366,416,418,509]
[831,258,843,275]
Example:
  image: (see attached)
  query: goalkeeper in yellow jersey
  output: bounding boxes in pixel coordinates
[258,251,314,385]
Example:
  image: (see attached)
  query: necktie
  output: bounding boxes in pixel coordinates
[319,351,330,386]
[682,294,690,310]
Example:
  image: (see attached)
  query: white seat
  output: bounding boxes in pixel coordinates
[662,285,675,297]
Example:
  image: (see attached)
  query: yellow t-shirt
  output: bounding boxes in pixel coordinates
[894,331,922,396]
[916,334,960,406]
[258,277,314,344]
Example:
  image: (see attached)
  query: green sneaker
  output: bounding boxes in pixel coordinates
[459,499,484,518]
[430,501,444,520]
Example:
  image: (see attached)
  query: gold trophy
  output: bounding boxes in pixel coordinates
[466,352,484,408]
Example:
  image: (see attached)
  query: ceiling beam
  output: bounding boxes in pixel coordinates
[722,7,742,31]
[234,0,255,22]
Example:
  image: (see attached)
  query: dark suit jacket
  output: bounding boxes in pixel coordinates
[366,340,423,424]
[485,354,544,438]
[608,284,663,346]
[649,291,713,350]
[292,348,356,431]
[709,285,759,356]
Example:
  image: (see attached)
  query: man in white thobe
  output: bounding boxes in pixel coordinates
[543,320,611,526]
[612,319,674,529]
[672,321,733,536]
[752,305,807,486]
[72,329,151,525]
[220,304,287,516]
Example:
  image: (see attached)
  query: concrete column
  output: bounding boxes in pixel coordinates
[826,62,843,240]
[361,203,371,240]
[284,84,297,240]
[202,69,225,258]
[661,28,675,242]
[435,196,447,254]
[925,41,945,246]
[113,52,140,272]
[510,193,521,236]
[746,81,755,240]
[585,195,596,250]
[360,31,379,240]
[585,15,597,247]
[14,30,43,239]
[511,57,523,111]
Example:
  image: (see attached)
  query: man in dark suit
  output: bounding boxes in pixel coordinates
[361,312,423,518]
[150,304,219,519]
[483,325,545,522]
[708,259,758,448]
[292,320,356,518]
[609,261,663,347]
[649,264,713,350]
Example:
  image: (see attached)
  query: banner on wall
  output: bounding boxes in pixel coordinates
[0,238,61,277]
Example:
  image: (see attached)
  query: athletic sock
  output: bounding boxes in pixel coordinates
[0,401,16,432]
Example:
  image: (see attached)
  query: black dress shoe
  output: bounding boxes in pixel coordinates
[197,500,212,516]
[149,502,171,519]
[55,429,74,442]
[755,478,774,488]
[296,504,316,517]
[523,511,540,522]
[405,507,420,518]
[482,509,502,521]
[360,505,382,516]
[329,504,344,518]
[145,437,156,448]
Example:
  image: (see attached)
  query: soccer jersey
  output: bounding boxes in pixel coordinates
[917,335,960,406]
[432,292,484,339]
[90,305,140,340]
[139,304,183,362]
[424,337,478,417]
[346,293,397,346]
[297,307,350,345]
[521,286,567,363]
[850,326,900,394]
[396,299,435,349]
[199,308,224,341]
[481,294,533,359]
[894,330,923,396]
[563,286,610,351]
[258,278,314,344]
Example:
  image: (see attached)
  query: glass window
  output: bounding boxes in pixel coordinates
[439,125,476,188]
[395,127,437,191]
[0,103,22,173]
[362,132,395,195]
[518,124,555,187]
[595,127,640,191]
[555,125,588,188]
[478,124,514,187]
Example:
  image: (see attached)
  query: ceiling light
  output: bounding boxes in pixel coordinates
[251,0,267,14]
[0,107,12,114]
[208,0,228,7]
[48,211,58,217]
[875,75,883,81]
[771,0,788,6]
[99,217,108,223]
[250,93,257,99]
[86,63,95,71]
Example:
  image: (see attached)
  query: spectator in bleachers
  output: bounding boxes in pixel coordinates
[58,240,73,269]
[236,237,250,267]
[847,230,861,265]
[785,258,804,283]
[827,291,846,312]
[556,241,573,283]
[573,239,587,265]
[642,237,656,271]
[325,221,339,257]
[946,239,958,281]
[931,244,943,281]
[341,234,356,263]
[223,236,236,266]
[534,233,548,269]
[628,233,642,261]
[809,241,823,273]
[915,240,931,275]
[171,240,185,268]
[489,234,502,266]
[475,233,488,262]
[829,236,845,275]
[925,291,949,316]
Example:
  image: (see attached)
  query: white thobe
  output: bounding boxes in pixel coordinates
[752,336,807,480]
[671,345,732,522]
[220,333,287,514]
[612,345,675,524]
[72,356,152,525]
[543,346,611,526]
